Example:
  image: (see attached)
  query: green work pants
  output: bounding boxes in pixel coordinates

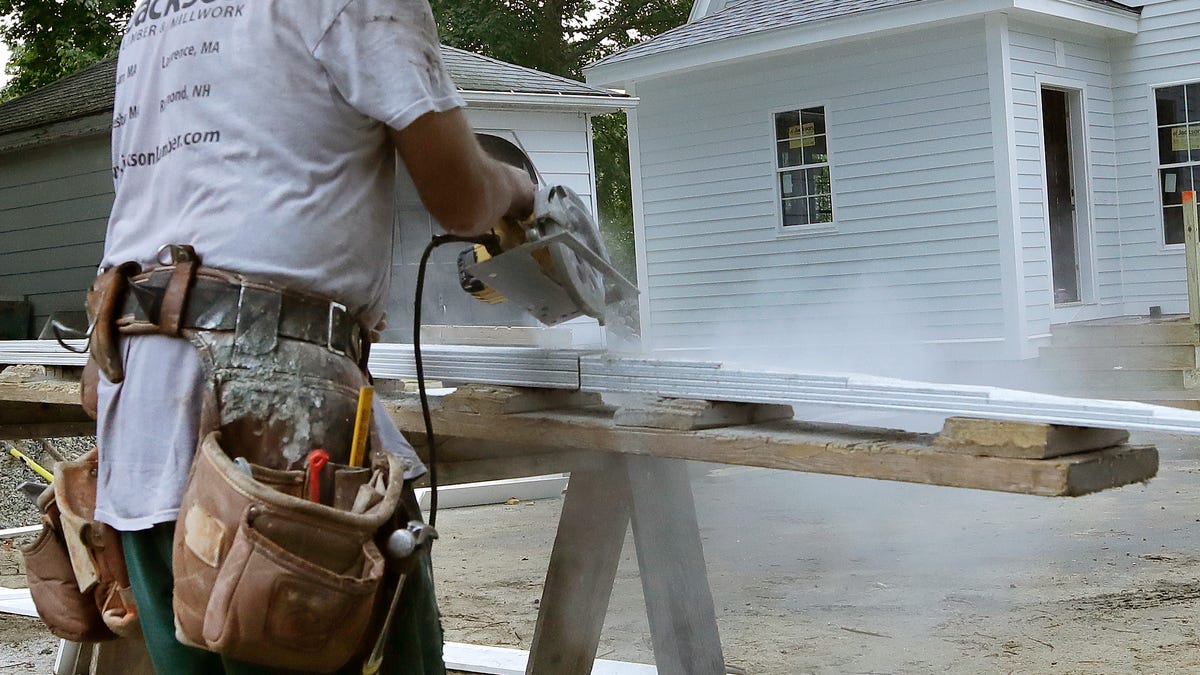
[122,522,446,675]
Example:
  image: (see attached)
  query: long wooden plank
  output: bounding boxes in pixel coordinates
[0,385,93,440]
[384,398,1157,497]
[0,383,1161,496]
[0,382,80,406]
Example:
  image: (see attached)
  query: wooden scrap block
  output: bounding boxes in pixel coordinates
[442,384,601,415]
[614,396,793,431]
[934,416,1130,459]
[1185,369,1200,390]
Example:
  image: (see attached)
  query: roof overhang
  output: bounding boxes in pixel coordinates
[460,90,637,113]
[0,111,110,155]
[586,0,1140,87]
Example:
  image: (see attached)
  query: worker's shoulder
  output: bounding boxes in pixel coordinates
[284,0,436,46]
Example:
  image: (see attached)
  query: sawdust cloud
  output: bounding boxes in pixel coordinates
[635,275,1089,432]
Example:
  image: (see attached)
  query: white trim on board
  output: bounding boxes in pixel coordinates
[987,14,1031,359]
[625,82,655,351]
[461,91,635,113]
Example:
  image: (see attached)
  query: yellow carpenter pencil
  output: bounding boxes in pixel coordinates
[349,386,374,467]
[9,448,53,482]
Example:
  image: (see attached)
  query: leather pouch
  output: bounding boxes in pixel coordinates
[20,450,140,641]
[173,432,403,673]
[20,486,113,642]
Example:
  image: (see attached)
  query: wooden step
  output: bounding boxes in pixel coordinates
[1029,368,1192,391]
[1050,319,1200,347]
[1037,345,1200,371]
[1039,388,1200,403]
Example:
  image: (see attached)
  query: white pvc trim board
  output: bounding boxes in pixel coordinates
[7,341,1200,434]
[443,642,656,674]
[0,587,38,618]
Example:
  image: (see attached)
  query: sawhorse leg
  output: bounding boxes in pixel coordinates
[527,457,631,673]
[626,455,725,674]
[527,454,724,674]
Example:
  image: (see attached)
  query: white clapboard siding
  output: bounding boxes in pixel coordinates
[634,20,1004,363]
[1006,20,1120,335]
[1110,0,1200,314]
[0,135,112,334]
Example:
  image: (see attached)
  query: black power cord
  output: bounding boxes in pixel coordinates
[413,233,500,528]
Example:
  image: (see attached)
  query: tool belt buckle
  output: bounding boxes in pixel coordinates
[156,243,198,266]
[327,300,349,357]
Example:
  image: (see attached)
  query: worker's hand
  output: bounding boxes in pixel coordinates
[502,163,536,223]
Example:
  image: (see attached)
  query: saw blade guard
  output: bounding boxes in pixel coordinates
[459,185,639,326]
[532,186,609,320]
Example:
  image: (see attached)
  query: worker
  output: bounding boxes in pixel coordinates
[88,0,535,672]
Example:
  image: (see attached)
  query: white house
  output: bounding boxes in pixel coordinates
[0,47,630,341]
[587,0,1200,385]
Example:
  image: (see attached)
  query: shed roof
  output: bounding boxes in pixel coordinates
[0,46,625,137]
[589,0,1141,75]
[440,45,619,97]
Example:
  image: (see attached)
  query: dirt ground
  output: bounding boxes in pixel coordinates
[4,429,1200,673]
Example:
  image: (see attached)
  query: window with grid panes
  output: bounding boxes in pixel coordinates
[774,107,833,228]
[1156,84,1200,245]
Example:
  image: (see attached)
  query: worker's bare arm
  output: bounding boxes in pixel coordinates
[391,108,535,236]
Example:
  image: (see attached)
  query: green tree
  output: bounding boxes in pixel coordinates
[0,0,133,100]
[430,0,690,279]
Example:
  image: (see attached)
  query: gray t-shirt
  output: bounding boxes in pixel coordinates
[95,0,463,531]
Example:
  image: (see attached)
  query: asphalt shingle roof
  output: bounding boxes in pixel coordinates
[0,46,623,137]
[0,59,117,137]
[440,45,618,97]
[590,0,1142,70]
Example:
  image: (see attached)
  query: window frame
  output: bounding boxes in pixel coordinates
[1151,80,1200,250]
[769,102,837,237]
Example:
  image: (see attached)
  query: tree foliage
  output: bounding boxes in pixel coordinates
[431,0,688,78]
[430,0,691,279]
[0,0,133,100]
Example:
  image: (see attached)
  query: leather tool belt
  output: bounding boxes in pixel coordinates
[84,245,366,385]
[117,267,365,364]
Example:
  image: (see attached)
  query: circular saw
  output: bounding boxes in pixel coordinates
[457,185,638,326]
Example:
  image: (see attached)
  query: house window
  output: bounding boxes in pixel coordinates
[774,107,832,228]
[1156,84,1200,245]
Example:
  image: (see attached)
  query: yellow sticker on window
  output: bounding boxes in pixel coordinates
[788,123,816,149]
[1171,125,1200,151]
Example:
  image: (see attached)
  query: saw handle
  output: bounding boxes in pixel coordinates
[478,231,504,257]
[491,217,527,254]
